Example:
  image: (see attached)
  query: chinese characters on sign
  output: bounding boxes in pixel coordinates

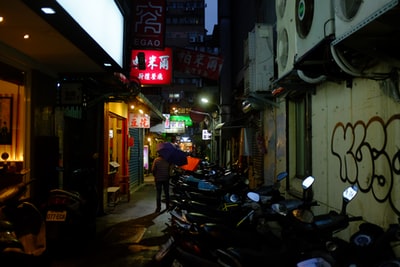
[132,0,166,49]
[128,113,150,129]
[174,48,224,81]
[165,121,185,134]
[130,48,172,85]
[163,114,170,129]
[202,129,212,140]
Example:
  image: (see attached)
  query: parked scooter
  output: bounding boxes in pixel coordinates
[278,183,361,266]
[171,171,288,216]
[210,176,317,267]
[171,170,249,199]
[215,178,361,267]
[0,179,49,266]
[154,185,294,267]
[44,168,98,256]
[349,218,400,266]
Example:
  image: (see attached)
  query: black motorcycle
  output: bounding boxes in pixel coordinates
[0,180,49,266]
[44,168,98,256]
[275,183,361,266]
[155,189,285,266]
[349,218,400,266]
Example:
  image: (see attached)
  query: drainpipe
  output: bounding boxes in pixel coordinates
[219,0,232,166]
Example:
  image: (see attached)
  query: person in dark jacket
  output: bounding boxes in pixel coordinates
[151,154,171,212]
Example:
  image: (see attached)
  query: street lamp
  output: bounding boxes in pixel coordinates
[200,98,220,115]
[200,98,224,165]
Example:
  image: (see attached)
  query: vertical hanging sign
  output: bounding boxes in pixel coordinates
[132,0,166,50]
[128,113,150,128]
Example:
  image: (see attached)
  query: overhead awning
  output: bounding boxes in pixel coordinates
[136,92,164,121]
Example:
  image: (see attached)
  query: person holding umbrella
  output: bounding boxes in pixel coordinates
[151,153,172,213]
[153,142,188,212]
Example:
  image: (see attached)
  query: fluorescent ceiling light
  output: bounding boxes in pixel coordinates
[41,7,56,14]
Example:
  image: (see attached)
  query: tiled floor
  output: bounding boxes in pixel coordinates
[50,175,171,267]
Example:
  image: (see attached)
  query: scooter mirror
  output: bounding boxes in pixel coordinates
[302,176,315,190]
[247,192,260,202]
[343,185,358,202]
[340,184,359,215]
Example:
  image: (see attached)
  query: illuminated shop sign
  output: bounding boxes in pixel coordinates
[170,115,193,126]
[132,0,166,49]
[130,48,172,85]
[56,0,124,67]
[174,48,223,81]
[202,129,212,140]
[166,121,185,134]
[163,114,193,129]
[128,113,150,128]
[163,114,170,129]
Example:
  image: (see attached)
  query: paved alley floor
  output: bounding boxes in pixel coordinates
[50,179,171,267]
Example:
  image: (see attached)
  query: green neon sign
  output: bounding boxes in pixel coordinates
[170,115,193,126]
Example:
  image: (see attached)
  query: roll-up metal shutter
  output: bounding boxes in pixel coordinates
[128,128,144,188]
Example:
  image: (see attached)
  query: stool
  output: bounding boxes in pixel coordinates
[107,186,120,207]
[119,175,130,202]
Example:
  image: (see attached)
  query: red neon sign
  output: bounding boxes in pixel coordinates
[130,48,172,85]
[174,48,223,81]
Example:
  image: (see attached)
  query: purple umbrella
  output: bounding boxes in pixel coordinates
[156,142,188,166]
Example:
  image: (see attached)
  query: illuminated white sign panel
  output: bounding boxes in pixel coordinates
[56,0,124,67]
[202,130,212,140]
[128,113,150,128]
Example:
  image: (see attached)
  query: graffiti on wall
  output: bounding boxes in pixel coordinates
[331,114,400,215]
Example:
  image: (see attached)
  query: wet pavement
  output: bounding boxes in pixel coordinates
[49,176,171,267]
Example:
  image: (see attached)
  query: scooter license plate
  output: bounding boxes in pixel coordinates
[46,210,67,221]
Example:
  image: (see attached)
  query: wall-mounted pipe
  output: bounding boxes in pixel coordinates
[297,69,327,84]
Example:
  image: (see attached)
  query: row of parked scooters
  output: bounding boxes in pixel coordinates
[154,164,400,267]
[0,168,99,266]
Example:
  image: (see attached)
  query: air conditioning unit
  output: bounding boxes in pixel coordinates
[276,0,296,80]
[294,0,335,64]
[244,24,274,93]
[332,0,399,45]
